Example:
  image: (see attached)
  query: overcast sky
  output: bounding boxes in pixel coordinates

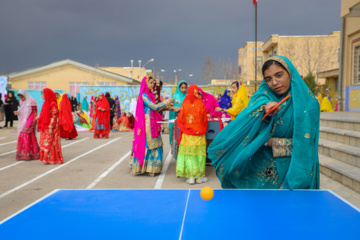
[0,0,341,85]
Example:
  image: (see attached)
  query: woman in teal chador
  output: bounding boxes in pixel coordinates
[169,80,188,145]
[207,56,320,190]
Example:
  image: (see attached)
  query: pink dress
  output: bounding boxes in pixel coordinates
[16,106,40,160]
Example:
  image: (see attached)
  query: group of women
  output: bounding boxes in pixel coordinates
[132,55,320,190]
[4,55,320,190]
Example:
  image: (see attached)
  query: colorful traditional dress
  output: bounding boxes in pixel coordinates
[59,94,78,139]
[94,93,111,139]
[218,89,232,118]
[38,88,64,165]
[169,80,188,145]
[16,90,40,161]
[114,113,133,131]
[208,56,320,190]
[320,97,334,112]
[176,85,208,179]
[81,97,89,113]
[227,83,249,120]
[132,77,171,175]
[199,88,222,118]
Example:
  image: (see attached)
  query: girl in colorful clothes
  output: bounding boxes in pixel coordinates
[208,56,320,190]
[38,88,64,165]
[59,94,78,140]
[132,76,174,176]
[176,85,208,185]
[94,93,111,139]
[217,81,249,120]
[218,89,232,118]
[15,90,40,161]
[169,80,188,145]
[199,88,222,118]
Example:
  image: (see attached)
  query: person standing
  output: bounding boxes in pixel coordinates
[59,94,78,140]
[3,91,19,128]
[208,56,320,190]
[38,88,64,165]
[176,85,208,185]
[105,92,115,130]
[15,90,40,161]
[94,93,111,139]
[81,96,89,113]
[132,76,174,176]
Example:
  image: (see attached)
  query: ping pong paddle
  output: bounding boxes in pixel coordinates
[261,94,291,121]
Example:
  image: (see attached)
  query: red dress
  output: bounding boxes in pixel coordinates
[39,106,64,164]
[94,93,110,139]
[59,94,78,139]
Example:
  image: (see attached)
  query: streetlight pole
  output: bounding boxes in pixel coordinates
[138,60,142,80]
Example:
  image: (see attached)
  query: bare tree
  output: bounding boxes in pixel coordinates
[202,56,216,83]
[218,58,239,80]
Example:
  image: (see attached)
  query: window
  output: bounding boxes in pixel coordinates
[69,82,88,96]
[28,81,46,90]
[354,45,360,84]
[98,82,117,86]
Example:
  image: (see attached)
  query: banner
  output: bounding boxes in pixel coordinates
[0,76,7,102]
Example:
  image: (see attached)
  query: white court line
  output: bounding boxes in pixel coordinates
[154,151,172,189]
[0,137,7,140]
[0,137,121,200]
[86,151,131,189]
[179,189,191,240]
[0,189,59,225]
[0,138,90,172]
[0,141,17,146]
[0,150,16,157]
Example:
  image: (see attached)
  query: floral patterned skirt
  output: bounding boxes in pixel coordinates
[176,134,206,178]
[40,129,64,165]
[16,131,40,161]
[132,144,163,174]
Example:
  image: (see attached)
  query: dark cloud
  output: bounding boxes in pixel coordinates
[0,0,340,84]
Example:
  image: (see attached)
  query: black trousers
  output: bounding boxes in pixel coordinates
[110,116,114,130]
[4,119,13,127]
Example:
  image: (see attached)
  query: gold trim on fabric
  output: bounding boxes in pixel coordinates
[305,133,310,138]
[267,56,291,78]
[186,114,194,124]
[248,105,264,118]
[254,158,280,185]
[180,134,206,147]
[145,114,163,150]
[272,138,293,158]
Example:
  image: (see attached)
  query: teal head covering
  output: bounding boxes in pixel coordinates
[169,80,188,145]
[207,55,320,190]
[81,97,89,112]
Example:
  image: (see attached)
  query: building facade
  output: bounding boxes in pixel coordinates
[340,0,360,111]
[9,59,141,96]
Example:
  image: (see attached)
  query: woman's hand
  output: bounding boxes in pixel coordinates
[35,116,39,121]
[49,128,53,135]
[266,138,272,147]
[14,111,19,115]
[215,107,222,112]
[264,102,281,116]
[207,114,212,118]
[168,98,175,103]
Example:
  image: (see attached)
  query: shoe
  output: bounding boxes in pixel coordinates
[187,178,195,185]
[196,178,203,184]
[202,177,208,183]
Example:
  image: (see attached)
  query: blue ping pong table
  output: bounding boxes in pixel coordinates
[0,189,360,240]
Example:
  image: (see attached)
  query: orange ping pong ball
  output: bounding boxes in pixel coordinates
[200,186,214,201]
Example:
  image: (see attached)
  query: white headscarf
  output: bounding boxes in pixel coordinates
[17,90,38,136]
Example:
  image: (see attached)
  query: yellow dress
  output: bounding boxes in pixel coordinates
[320,97,333,112]
[227,84,249,120]
[317,93,323,105]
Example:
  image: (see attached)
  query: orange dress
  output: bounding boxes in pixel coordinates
[39,106,64,164]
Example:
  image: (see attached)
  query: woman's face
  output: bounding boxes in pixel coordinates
[147,79,155,90]
[231,84,238,94]
[99,94,103,100]
[227,90,231,97]
[41,92,45,100]
[180,83,187,94]
[264,63,291,95]
[18,94,26,101]
[8,92,13,98]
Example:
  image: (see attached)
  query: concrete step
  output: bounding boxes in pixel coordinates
[320,126,360,148]
[319,154,360,193]
[318,138,360,168]
[320,119,360,132]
